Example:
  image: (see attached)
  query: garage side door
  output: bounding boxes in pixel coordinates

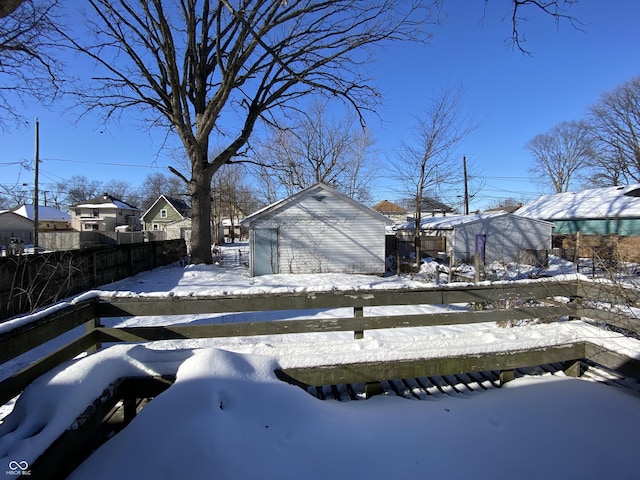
[253,228,278,275]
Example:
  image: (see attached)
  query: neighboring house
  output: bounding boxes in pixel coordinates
[70,193,141,232]
[0,211,34,248]
[1,205,72,253]
[394,212,553,265]
[516,184,640,235]
[240,183,392,276]
[406,197,456,218]
[142,195,191,234]
[484,203,523,214]
[10,204,71,232]
[515,184,640,262]
[371,200,409,225]
[220,218,243,243]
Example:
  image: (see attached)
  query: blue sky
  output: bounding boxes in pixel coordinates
[1,1,639,211]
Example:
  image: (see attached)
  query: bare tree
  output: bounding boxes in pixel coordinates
[254,98,378,203]
[526,120,594,193]
[63,175,103,206]
[211,163,260,243]
[392,84,478,262]
[498,0,584,55]
[0,0,65,129]
[65,0,438,264]
[0,182,31,207]
[137,172,186,211]
[587,75,640,185]
[58,0,582,264]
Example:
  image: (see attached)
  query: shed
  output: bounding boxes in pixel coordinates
[394,212,553,265]
[240,183,392,276]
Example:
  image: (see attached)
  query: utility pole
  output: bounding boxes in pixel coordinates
[463,155,469,215]
[34,118,39,249]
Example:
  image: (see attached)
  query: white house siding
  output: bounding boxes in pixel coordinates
[449,216,551,264]
[247,188,387,276]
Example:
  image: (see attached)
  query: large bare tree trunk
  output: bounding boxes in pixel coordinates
[189,152,215,265]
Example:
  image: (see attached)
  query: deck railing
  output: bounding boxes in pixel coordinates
[2,279,640,408]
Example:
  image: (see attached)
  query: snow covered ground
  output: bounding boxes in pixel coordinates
[1,248,640,479]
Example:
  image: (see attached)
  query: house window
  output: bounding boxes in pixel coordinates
[92,208,99,217]
[152,223,159,231]
[160,209,167,218]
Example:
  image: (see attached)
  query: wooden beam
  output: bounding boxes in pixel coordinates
[577,307,640,337]
[95,304,574,342]
[0,330,102,406]
[0,300,97,364]
[584,342,640,381]
[94,281,579,318]
[277,344,586,387]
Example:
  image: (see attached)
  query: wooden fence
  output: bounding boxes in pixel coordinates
[0,239,187,321]
[2,279,640,478]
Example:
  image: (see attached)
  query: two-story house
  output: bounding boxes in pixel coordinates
[70,193,141,232]
[141,195,191,238]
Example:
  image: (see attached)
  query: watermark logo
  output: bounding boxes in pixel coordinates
[6,460,31,476]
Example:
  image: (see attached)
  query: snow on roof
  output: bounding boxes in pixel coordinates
[394,212,507,231]
[516,184,640,220]
[73,193,139,210]
[11,204,70,222]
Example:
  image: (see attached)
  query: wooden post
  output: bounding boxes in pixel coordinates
[499,369,515,385]
[474,253,480,283]
[564,360,583,378]
[365,381,383,398]
[123,397,137,424]
[84,303,103,353]
[354,306,364,339]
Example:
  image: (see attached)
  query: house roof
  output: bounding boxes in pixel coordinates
[72,193,139,210]
[394,212,553,231]
[241,183,393,226]
[371,200,407,215]
[516,184,640,220]
[10,204,70,222]
[419,197,455,213]
[141,195,191,221]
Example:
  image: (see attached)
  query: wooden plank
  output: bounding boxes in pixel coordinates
[577,307,640,337]
[0,330,101,406]
[95,304,574,342]
[276,343,586,387]
[0,300,97,364]
[95,281,579,318]
[578,282,640,307]
[584,342,640,381]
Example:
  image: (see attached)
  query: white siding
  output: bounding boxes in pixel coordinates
[450,216,551,264]
[249,189,386,275]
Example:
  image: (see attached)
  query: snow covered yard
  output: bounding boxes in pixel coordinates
[2,248,640,479]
